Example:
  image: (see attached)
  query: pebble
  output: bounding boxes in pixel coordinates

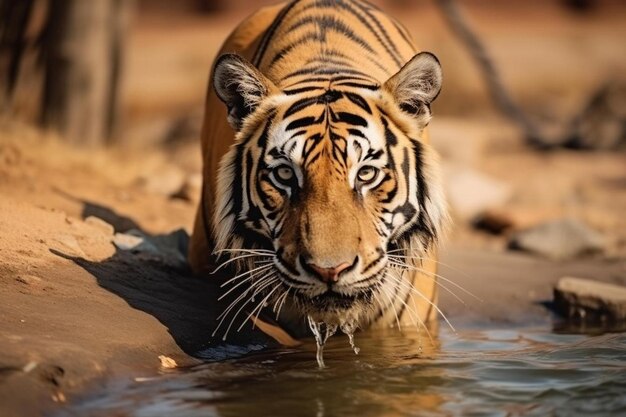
[158,355,178,369]
[15,275,42,285]
[112,231,145,251]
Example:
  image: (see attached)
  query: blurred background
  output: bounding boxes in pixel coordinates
[1,0,625,261]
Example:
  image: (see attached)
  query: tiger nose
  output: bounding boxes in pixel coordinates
[307,261,352,283]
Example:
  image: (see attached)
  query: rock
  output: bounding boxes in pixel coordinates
[15,275,43,286]
[508,218,605,260]
[444,166,512,220]
[52,234,86,258]
[554,277,626,322]
[158,355,178,369]
[113,229,189,269]
[84,216,115,236]
[112,230,146,251]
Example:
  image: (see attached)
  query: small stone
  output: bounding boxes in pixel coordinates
[112,231,145,251]
[16,275,42,285]
[84,216,115,236]
[158,355,178,369]
[554,277,626,321]
[508,218,605,260]
[444,166,511,220]
[53,234,86,257]
[112,229,188,268]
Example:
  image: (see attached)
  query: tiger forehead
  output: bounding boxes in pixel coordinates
[268,88,384,151]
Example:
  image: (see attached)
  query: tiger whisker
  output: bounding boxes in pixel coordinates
[215,275,278,340]
[387,253,482,300]
[211,252,272,274]
[215,248,275,255]
[223,277,279,338]
[383,269,456,333]
[274,287,291,321]
[243,283,283,332]
[387,260,466,306]
[218,264,274,301]
[387,256,481,302]
[377,277,403,331]
[382,269,435,345]
[220,262,274,289]
[216,275,275,323]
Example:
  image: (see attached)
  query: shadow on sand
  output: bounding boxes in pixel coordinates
[50,198,274,357]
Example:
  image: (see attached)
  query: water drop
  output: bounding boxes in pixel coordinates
[340,321,360,355]
[307,315,337,368]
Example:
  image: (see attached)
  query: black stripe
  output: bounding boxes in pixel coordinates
[332,74,379,83]
[297,0,399,67]
[274,14,378,70]
[252,0,300,67]
[389,17,414,47]
[283,85,325,95]
[289,129,307,139]
[245,149,256,219]
[334,81,380,91]
[412,140,429,208]
[282,65,372,81]
[335,112,368,127]
[337,0,403,67]
[305,56,354,68]
[269,32,319,67]
[352,0,403,67]
[364,149,384,160]
[344,92,372,114]
[286,116,316,131]
[284,96,319,118]
[348,128,365,138]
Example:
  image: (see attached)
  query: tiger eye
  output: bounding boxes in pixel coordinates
[274,165,294,184]
[356,166,378,184]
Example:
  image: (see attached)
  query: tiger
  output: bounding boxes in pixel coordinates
[188,0,449,344]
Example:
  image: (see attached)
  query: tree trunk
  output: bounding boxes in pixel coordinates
[41,0,131,146]
[0,0,35,106]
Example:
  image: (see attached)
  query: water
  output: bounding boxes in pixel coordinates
[308,316,361,367]
[58,325,626,417]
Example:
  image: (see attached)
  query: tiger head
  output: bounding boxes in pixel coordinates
[211,52,448,326]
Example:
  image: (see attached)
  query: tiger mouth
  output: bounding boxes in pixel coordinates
[293,284,375,311]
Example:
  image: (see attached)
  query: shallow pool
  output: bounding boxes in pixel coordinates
[58,324,626,417]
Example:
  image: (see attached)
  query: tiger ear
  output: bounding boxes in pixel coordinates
[213,53,277,130]
[383,52,442,124]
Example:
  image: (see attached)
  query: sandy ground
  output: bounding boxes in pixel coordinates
[1,1,626,416]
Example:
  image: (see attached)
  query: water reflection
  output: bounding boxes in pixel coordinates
[58,325,626,417]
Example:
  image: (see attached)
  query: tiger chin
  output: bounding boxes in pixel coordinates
[189,0,449,343]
